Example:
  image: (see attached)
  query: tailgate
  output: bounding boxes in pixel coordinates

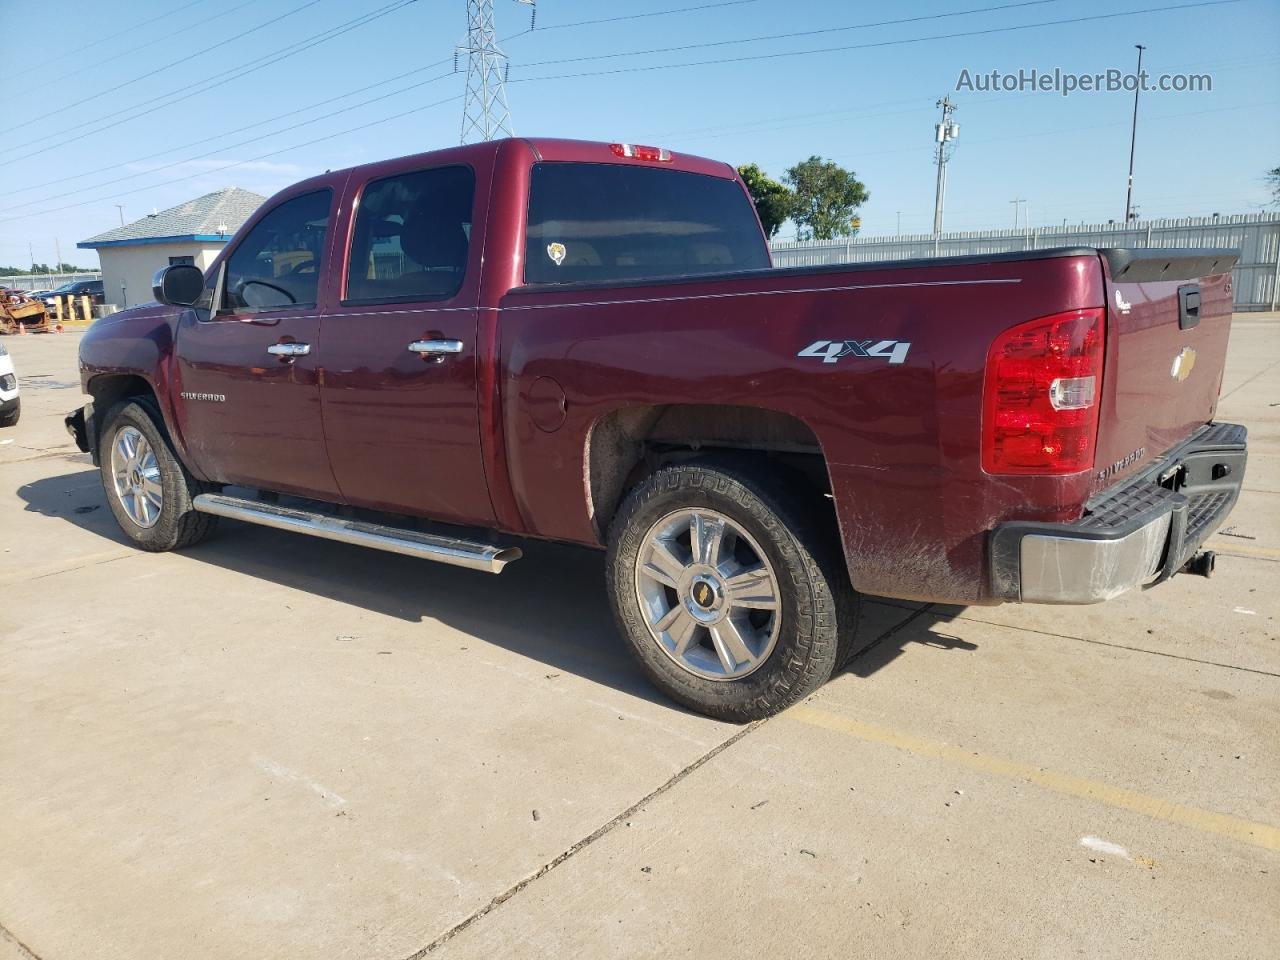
[1092,248,1238,492]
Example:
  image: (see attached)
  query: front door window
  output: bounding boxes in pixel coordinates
[222,190,331,312]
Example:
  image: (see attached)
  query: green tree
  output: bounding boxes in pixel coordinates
[1268,165,1280,207]
[737,163,795,238]
[784,156,869,241]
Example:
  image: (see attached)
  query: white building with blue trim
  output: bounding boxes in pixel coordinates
[78,187,265,308]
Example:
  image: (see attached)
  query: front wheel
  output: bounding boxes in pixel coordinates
[606,459,859,722]
[99,399,217,551]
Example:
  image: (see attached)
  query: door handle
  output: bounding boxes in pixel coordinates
[267,341,311,359]
[408,339,464,361]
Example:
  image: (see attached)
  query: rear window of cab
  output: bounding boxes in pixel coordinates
[524,162,769,285]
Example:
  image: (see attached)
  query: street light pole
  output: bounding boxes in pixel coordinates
[1124,44,1146,223]
[1010,198,1026,228]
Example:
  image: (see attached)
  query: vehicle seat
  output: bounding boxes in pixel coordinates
[397,211,469,297]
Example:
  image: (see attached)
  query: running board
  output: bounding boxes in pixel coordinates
[192,493,522,574]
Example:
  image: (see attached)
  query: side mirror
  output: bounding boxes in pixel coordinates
[152,264,204,307]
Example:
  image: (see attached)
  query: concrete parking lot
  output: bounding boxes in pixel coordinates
[1,318,1277,960]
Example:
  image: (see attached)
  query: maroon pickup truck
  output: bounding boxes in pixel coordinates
[67,137,1246,720]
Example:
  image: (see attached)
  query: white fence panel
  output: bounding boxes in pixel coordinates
[771,213,1280,310]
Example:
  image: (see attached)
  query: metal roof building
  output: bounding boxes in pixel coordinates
[78,187,265,308]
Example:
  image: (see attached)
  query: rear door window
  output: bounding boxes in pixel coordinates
[524,162,769,285]
[344,165,475,304]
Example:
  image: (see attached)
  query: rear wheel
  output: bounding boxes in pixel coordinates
[606,459,859,722]
[0,398,18,427]
[100,399,217,551]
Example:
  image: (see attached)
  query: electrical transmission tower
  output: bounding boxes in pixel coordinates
[458,0,535,144]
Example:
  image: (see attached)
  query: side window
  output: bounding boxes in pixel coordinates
[524,163,770,285]
[222,189,331,312]
[344,165,474,304]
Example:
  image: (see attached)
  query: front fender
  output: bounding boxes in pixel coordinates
[78,304,205,478]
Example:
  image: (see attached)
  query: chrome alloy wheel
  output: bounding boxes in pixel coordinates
[110,425,163,528]
[634,508,781,681]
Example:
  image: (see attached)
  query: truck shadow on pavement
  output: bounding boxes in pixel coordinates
[19,467,980,711]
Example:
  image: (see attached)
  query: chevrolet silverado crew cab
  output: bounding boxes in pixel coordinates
[67,138,1247,721]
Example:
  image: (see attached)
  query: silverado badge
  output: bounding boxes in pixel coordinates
[1170,347,1197,382]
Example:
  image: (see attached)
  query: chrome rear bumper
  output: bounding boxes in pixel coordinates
[990,422,1247,604]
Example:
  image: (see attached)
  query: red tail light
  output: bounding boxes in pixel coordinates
[609,142,673,162]
[982,307,1105,475]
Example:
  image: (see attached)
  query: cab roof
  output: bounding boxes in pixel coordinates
[312,137,739,188]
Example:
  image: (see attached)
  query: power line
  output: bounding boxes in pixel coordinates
[0,0,211,80]
[2,0,759,196]
[0,93,464,227]
[504,0,758,37]
[518,0,1067,69]
[647,54,1279,148]
[4,55,452,198]
[0,0,422,164]
[0,70,456,214]
[10,0,259,96]
[507,0,1245,82]
[746,99,1280,188]
[651,96,932,140]
[0,0,1256,223]
[13,89,1269,228]
[37,0,327,120]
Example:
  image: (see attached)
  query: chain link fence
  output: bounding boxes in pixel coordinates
[0,272,102,292]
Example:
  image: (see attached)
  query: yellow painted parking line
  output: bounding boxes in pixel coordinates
[787,703,1280,853]
[1205,540,1280,561]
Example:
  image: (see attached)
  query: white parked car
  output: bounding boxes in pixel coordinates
[0,341,19,427]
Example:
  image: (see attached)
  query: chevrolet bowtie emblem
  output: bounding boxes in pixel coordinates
[1170,346,1197,382]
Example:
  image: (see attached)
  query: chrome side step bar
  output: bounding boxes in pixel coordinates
[192,493,522,574]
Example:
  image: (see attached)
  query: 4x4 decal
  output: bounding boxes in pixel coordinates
[797,339,912,365]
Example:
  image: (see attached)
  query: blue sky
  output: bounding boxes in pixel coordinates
[1,0,1277,267]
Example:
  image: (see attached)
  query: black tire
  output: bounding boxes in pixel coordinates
[99,398,217,551]
[606,458,860,722]
[0,398,18,427]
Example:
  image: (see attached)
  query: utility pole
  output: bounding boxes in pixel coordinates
[458,0,535,144]
[28,242,35,272]
[1009,197,1026,228]
[115,204,125,227]
[55,238,62,271]
[932,96,960,241]
[1124,43,1146,222]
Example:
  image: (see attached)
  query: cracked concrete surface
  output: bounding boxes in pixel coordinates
[1,317,1277,959]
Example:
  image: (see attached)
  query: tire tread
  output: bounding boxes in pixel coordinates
[606,456,859,722]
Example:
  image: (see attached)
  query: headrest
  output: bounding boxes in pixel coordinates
[400,210,468,271]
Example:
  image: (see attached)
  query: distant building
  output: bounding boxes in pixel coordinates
[78,187,265,308]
